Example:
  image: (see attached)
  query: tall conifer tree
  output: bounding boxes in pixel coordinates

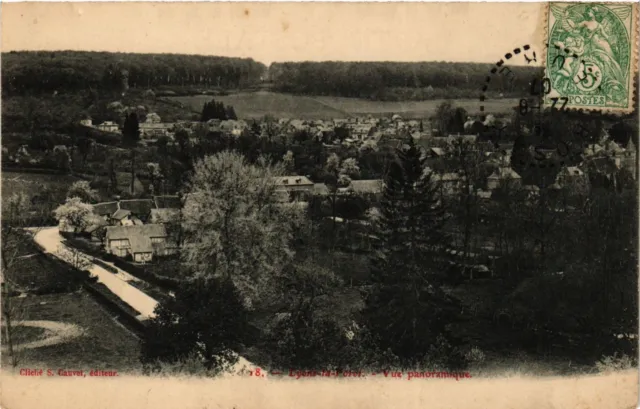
[363,136,462,368]
[123,112,140,195]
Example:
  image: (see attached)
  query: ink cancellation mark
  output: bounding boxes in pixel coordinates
[479,44,536,114]
[544,2,638,113]
[478,44,618,169]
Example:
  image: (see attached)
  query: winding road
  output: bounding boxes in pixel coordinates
[34,227,158,319]
[32,226,257,375]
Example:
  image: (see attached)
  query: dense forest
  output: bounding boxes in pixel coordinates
[1,51,267,96]
[2,52,548,102]
[269,61,543,101]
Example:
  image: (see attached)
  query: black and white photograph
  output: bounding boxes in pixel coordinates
[1,2,639,409]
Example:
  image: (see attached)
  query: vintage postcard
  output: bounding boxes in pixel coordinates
[1,2,638,409]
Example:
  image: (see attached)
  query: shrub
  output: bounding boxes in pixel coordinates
[464,346,487,365]
[141,278,250,373]
[143,352,225,377]
[595,353,637,373]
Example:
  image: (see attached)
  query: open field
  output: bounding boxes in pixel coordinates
[168,91,350,120]
[167,91,519,119]
[312,95,519,118]
[1,291,141,371]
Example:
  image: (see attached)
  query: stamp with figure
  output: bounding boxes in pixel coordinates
[544,2,638,113]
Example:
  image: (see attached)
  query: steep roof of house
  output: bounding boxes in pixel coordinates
[118,199,156,216]
[153,195,181,209]
[140,123,172,130]
[272,176,314,187]
[430,147,445,157]
[606,141,624,154]
[105,224,167,254]
[93,201,119,216]
[350,179,383,194]
[626,138,636,151]
[112,209,132,220]
[488,167,521,180]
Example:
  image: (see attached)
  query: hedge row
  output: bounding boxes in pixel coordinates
[83,283,147,336]
[1,164,70,175]
[33,236,148,335]
[91,257,119,274]
[110,257,180,292]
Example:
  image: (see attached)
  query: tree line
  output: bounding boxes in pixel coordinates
[201,98,238,121]
[269,61,542,100]
[2,51,267,96]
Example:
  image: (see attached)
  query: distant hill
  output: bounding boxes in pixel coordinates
[1,51,268,96]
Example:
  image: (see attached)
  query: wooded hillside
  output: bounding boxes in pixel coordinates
[269,61,542,101]
[2,51,267,96]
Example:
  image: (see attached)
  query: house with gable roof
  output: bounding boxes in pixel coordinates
[347,179,384,201]
[93,201,119,222]
[555,166,587,187]
[105,224,175,263]
[273,175,315,201]
[487,167,521,190]
[118,199,155,223]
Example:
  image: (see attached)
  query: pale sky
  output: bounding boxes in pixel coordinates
[1,2,546,66]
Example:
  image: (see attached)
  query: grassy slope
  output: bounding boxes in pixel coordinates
[169,91,350,119]
[168,91,518,119]
[2,171,81,202]
[312,96,519,118]
[2,232,141,370]
[2,291,141,371]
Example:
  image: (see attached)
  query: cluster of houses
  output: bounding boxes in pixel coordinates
[74,131,635,264]
[272,133,637,209]
[272,176,384,202]
[82,195,181,263]
[81,115,176,139]
[277,115,430,147]
[77,113,431,147]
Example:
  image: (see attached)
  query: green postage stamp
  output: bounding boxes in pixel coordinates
[544,2,638,113]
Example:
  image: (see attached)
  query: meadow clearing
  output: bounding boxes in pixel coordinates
[167,91,519,119]
[1,171,81,201]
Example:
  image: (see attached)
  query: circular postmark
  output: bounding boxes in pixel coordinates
[476,44,580,169]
